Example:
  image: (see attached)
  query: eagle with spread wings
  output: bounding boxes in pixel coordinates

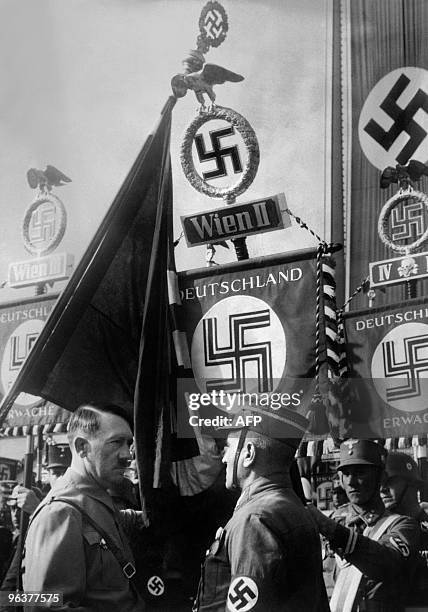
[171,63,244,107]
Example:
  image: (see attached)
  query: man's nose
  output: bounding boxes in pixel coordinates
[380,480,389,493]
[348,473,358,486]
[119,444,132,460]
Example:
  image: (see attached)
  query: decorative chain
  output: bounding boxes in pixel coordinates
[173,231,184,248]
[339,275,370,314]
[285,208,328,248]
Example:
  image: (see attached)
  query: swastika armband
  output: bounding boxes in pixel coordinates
[146,575,165,597]
[389,536,410,558]
[227,577,259,612]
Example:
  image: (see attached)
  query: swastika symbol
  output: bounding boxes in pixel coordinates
[29,204,57,244]
[391,201,425,241]
[364,73,428,165]
[228,578,258,611]
[0,464,11,480]
[203,310,272,393]
[147,575,164,596]
[9,333,39,371]
[203,9,226,41]
[382,334,428,401]
[195,127,242,180]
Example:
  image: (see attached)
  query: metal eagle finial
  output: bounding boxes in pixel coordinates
[380,159,428,190]
[171,63,244,109]
[27,165,72,191]
[171,1,234,109]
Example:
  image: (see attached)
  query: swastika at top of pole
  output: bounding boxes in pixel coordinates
[172,1,258,263]
[172,1,260,205]
[197,1,229,55]
[172,1,229,79]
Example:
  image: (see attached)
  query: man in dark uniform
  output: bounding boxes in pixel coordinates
[5,444,72,523]
[193,405,329,612]
[308,439,421,612]
[21,403,145,612]
[45,444,72,488]
[381,451,428,609]
[0,445,71,597]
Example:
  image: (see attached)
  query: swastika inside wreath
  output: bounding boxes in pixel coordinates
[181,106,259,200]
[198,1,229,51]
[23,194,67,256]
[377,187,428,253]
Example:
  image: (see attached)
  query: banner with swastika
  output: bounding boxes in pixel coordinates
[346,1,428,309]
[0,295,70,431]
[176,248,329,437]
[344,297,428,437]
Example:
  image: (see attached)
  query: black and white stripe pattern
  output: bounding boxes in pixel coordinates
[0,422,68,437]
[167,267,191,369]
[322,257,339,378]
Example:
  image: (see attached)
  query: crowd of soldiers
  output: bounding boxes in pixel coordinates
[0,400,427,611]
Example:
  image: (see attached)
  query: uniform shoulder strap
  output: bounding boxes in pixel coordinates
[47,497,137,580]
[330,512,402,612]
[363,513,402,539]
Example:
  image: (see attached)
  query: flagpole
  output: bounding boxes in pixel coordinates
[16,432,34,580]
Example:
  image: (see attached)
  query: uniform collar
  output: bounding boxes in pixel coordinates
[234,473,291,512]
[51,467,116,512]
[345,498,386,527]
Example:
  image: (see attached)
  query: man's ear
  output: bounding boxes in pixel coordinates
[74,437,90,458]
[242,442,256,468]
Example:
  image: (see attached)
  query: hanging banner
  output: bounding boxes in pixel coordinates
[344,297,428,437]
[0,295,70,430]
[346,0,428,308]
[175,248,328,438]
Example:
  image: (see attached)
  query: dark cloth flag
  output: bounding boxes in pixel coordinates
[0,96,177,521]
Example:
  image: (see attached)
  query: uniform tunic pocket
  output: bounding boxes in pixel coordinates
[83,527,127,591]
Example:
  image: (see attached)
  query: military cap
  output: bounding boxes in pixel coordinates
[337,439,385,470]
[46,444,71,470]
[224,404,308,450]
[385,452,422,483]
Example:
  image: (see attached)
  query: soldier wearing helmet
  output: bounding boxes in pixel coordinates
[381,452,428,609]
[381,452,423,517]
[193,404,329,611]
[307,439,421,612]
